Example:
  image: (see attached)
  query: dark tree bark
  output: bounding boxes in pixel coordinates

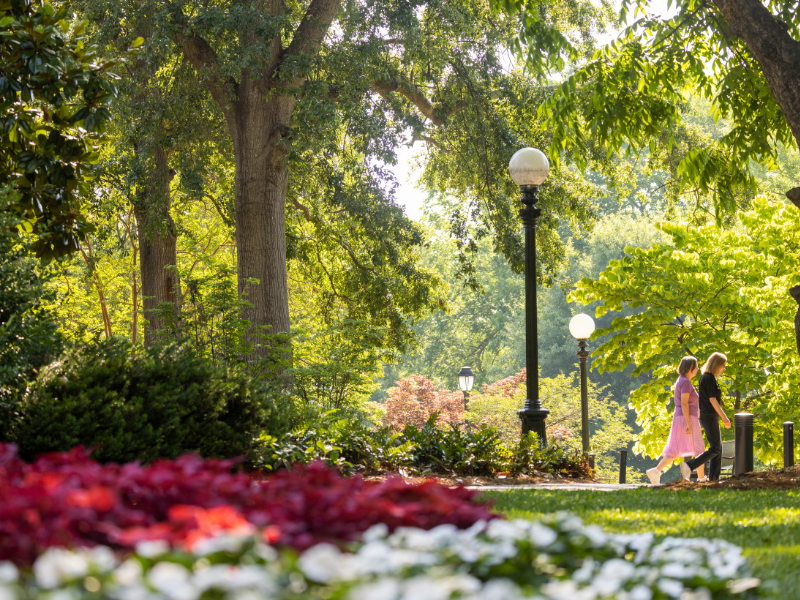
[134,145,181,346]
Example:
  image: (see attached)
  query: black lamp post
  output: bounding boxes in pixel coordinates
[508,148,550,444]
[458,366,475,411]
[569,313,596,454]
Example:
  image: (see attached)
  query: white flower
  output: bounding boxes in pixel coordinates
[33,548,90,589]
[114,559,144,586]
[581,526,607,547]
[555,513,584,531]
[252,543,277,562]
[486,520,528,542]
[86,546,118,572]
[0,564,18,584]
[192,564,275,594]
[347,578,401,600]
[362,523,389,543]
[0,586,16,600]
[572,558,596,583]
[660,562,696,579]
[600,558,635,581]
[529,522,558,547]
[629,584,653,600]
[148,561,196,600]
[109,583,151,600]
[136,540,170,559]
[400,574,480,600]
[478,579,524,600]
[192,535,248,556]
[656,578,684,598]
[299,543,346,583]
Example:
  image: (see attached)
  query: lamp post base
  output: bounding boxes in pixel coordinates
[519,408,549,446]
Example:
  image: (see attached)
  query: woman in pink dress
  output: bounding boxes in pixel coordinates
[646,356,706,485]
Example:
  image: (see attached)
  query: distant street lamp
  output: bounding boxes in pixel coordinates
[458,366,475,411]
[508,147,550,443]
[569,313,596,453]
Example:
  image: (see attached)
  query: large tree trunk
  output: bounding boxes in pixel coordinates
[227,80,295,358]
[134,145,181,346]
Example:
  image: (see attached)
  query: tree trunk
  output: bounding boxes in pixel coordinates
[227,81,294,359]
[134,145,181,346]
[712,0,800,147]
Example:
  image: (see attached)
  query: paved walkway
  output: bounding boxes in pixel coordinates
[466,482,647,491]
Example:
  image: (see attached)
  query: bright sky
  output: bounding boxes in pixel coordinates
[387,0,676,221]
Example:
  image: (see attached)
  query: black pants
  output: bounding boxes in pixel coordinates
[686,416,722,480]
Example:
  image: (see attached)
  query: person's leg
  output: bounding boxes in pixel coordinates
[702,417,722,480]
[696,463,706,479]
[683,419,721,480]
[656,456,673,471]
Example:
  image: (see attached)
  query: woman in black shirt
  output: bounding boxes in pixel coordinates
[680,352,731,481]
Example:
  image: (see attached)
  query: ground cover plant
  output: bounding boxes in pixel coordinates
[255,413,591,479]
[484,487,800,598]
[0,444,763,599]
[0,444,494,566]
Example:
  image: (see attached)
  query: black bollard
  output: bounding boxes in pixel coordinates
[784,422,795,469]
[734,413,754,475]
[588,453,595,471]
[618,448,627,484]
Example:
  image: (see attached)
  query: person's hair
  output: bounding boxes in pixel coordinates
[701,352,728,375]
[677,356,699,376]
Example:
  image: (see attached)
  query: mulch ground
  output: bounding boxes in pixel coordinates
[662,465,800,490]
[364,471,596,487]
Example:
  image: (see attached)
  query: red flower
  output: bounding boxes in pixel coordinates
[0,444,496,566]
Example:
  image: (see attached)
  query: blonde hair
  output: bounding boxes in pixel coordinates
[677,356,698,376]
[701,352,727,375]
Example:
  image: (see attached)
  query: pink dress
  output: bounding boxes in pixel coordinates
[662,375,705,458]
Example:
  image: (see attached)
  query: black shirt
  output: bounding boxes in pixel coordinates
[698,372,723,417]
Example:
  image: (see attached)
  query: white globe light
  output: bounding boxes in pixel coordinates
[508,148,550,186]
[569,313,595,340]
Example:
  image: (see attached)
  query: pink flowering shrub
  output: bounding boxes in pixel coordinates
[382,375,465,429]
[0,444,495,566]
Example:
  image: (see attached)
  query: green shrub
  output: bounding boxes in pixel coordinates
[13,338,292,463]
[254,413,591,478]
[0,193,63,439]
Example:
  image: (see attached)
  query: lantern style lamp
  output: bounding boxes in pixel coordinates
[509,148,550,444]
[458,366,475,411]
[569,313,596,453]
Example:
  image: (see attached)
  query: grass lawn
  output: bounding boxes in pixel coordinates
[483,488,800,598]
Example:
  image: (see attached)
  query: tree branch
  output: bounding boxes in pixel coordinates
[173,31,237,113]
[282,0,342,69]
[371,78,444,126]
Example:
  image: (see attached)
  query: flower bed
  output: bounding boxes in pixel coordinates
[0,444,763,599]
[0,444,493,566]
[0,514,761,600]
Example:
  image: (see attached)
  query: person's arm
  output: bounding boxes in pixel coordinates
[681,392,692,434]
[709,397,731,428]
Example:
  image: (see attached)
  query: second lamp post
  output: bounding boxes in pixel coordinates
[458,366,475,411]
[508,147,550,443]
[569,313,596,453]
